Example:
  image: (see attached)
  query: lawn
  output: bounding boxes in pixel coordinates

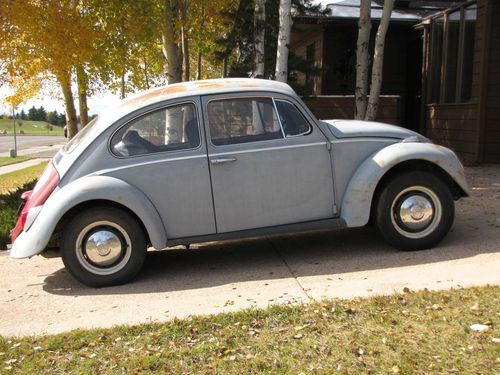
[0,162,47,195]
[0,119,64,136]
[0,156,30,167]
[0,286,498,373]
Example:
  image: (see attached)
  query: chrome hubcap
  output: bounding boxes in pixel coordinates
[399,194,434,231]
[76,221,132,276]
[84,230,123,267]
[391,186,442,239]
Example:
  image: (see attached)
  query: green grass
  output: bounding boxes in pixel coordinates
[0,119,64,136]
[0,180,37,249]
[0,156,30,167]
[1,286,499,374]
[0,162,47,195]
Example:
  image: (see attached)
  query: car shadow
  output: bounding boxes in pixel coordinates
[43,166,500,296]
[42,214,499,296]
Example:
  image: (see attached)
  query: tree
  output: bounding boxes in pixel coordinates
[275,0,292,82]
[355,0,371,120]
[57,113,66,126]
[47,111,60,126]
[365,0,394,121]
[254,0,266,78]
[28,107,37,121]
[20,109,26,120]
[354,0,395,121]
[36,106,47,122]
[0,0,96,138]
[214,0,325,82]
[161,0,183,84]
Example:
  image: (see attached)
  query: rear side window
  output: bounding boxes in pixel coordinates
[62,116,98,153]
[111,103,200,157]
[274,100,311,136]
[207,98,283,146]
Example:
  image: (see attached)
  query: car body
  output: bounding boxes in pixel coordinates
[10,78,468,287]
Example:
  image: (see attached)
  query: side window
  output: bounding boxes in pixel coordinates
[275,100,312,137]
[207,98,283,146]
[111,103,199,157]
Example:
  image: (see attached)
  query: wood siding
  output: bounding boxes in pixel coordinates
[426,103,478,163]
[483,0,500,162]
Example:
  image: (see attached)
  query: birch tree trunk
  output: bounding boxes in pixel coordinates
[275,0,292,82]
[354,0,371,120]
[254,0,266,78]
[181,1,189,81]
[365,0,394,121]
[162,0,181,84]
[58,72,78,139]
[181,26,190,81]
[76,65,89,127]
[197,51,202,80]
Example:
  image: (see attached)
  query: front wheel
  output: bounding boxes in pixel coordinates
[375,171,455,250]
[61,207,146,287]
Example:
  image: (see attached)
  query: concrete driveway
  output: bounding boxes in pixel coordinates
[1,166,499,337]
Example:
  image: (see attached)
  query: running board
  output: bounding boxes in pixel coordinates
[166,217,346,248]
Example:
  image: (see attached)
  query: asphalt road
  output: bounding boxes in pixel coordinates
[0,166,499,336]
[0,135,65,157]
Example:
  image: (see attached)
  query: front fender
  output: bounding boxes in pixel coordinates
[11,176,167,258]
[340,142,468,228]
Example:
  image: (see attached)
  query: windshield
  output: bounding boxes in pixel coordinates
[62,117,99,153]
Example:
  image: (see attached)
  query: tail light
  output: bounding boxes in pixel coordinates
[10,161,60,243]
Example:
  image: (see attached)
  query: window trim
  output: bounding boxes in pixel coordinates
[427,1,477,105]
[108,100,202,159]
[206,96,287,148]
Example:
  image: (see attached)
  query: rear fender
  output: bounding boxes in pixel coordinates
[11,176,167,258]
[340,142,468,227]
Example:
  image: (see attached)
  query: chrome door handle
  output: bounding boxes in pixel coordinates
[210,157,237,165]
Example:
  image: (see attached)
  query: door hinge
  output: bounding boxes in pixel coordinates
[326,142,332,151]
[332,204,338,215]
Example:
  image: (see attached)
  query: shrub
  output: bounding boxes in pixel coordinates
[0,180,37,249]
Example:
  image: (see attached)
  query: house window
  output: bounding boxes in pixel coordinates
[428,3,476,104]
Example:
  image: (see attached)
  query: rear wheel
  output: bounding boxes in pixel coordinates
[375,171,454,250]
[61,207,146,287]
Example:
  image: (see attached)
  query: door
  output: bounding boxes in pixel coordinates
[203,94,336,233]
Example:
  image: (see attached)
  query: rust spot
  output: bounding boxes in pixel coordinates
[193,81,225,89]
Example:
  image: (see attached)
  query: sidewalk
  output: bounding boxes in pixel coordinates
[0,158,49,175]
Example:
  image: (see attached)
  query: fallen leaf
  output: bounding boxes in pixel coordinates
[470,303,480,311]
[294,333,303,339]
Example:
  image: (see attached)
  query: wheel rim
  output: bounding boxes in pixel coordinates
[390,186,442,239]
[76,221,132,276]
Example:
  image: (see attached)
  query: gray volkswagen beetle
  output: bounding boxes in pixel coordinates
[10,79,468,287]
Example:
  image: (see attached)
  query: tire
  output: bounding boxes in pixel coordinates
[375,171,454,251]
[61,207,146,287]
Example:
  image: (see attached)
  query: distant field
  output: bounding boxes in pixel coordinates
[0,119,64,135]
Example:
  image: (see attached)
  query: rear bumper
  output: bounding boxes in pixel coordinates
[10,225,46,259]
